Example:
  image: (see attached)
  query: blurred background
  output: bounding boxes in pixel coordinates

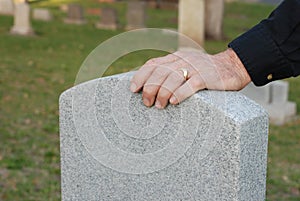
[0,0,299,200]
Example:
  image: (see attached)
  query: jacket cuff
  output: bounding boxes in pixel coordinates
[228,23,293,86]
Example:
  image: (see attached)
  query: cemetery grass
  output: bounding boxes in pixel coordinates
[0,0,299,200]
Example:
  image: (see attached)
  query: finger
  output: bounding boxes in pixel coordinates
[130,54,178,93]
[169,75,206,105]
[142,65,173,107]
[147,53,179,65]
[155,69,186,109]
[130,64,156,93]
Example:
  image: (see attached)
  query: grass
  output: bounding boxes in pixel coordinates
[0,0,299,200]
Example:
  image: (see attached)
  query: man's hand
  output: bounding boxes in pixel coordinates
[130,48,251,109]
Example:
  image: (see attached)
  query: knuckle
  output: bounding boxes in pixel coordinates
[171,71,182,80]
[145,58,157,65]
[143,85,157,96]
[145,54,176,65]
[152,67,167,78]
[190,76,203,89]
[157,87,170,100]
[149,56,166,64]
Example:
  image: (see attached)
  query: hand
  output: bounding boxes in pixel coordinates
[130,48,251,109]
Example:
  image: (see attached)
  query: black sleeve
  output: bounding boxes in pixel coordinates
[228,0,300,86]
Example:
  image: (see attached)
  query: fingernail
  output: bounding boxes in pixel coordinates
[130,83,137,92]
[143,98,150,106]
[155,101,163,109]
[170,96,177,104]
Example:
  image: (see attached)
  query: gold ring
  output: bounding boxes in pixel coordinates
[178,68,189,81]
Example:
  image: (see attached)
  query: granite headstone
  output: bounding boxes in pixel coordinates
[126,1,146,30]
[178,0,205,47]
[95,7,118,30]
[33,8,53,21]
[64,4,86,25]
[10,2,34,36]
[205,0,224,40]
[60,72,269,201]
[0,0,14,15]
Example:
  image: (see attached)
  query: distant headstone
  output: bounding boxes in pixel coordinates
[241,83,271,104]
[60,4,68,12]
[95,7,118,30]
[60,72,269,201]
[33,8,53,21]
[178,0,205,47]
[10,2,34,36]
[0,0,14,15]
[241,81,297,125]
[158,1,178,10]
[205,0,224,40]
[126,1,146,30]
[64,4,86,25]
[146,0,157,9]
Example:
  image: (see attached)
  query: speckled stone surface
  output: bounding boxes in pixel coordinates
[59,72,269,201]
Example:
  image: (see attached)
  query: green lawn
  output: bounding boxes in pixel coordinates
[0,0,299,200]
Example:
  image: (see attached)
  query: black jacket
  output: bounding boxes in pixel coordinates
[229,0,300,86]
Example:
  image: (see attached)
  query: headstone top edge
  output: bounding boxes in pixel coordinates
[59,73,129,103]
[60,72,268,122]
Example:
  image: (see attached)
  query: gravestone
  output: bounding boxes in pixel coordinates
[157,1,178,10]
[60,72,269,200]
[0,0,14,15]
[60,4,68,12]
[178,0,205,47]
[64,4,86,25]
[10,2,34,36]
[241,83,271,104]
[241,81,297,125]
[126,1,146,30]
[33,8,53,22]
[95,7,118,30]
[205,0,224,40]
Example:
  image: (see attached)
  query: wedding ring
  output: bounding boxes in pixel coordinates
[178,68,189,81]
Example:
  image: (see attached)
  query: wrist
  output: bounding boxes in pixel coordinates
[210,48,251,90]
[226,48,251,88]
